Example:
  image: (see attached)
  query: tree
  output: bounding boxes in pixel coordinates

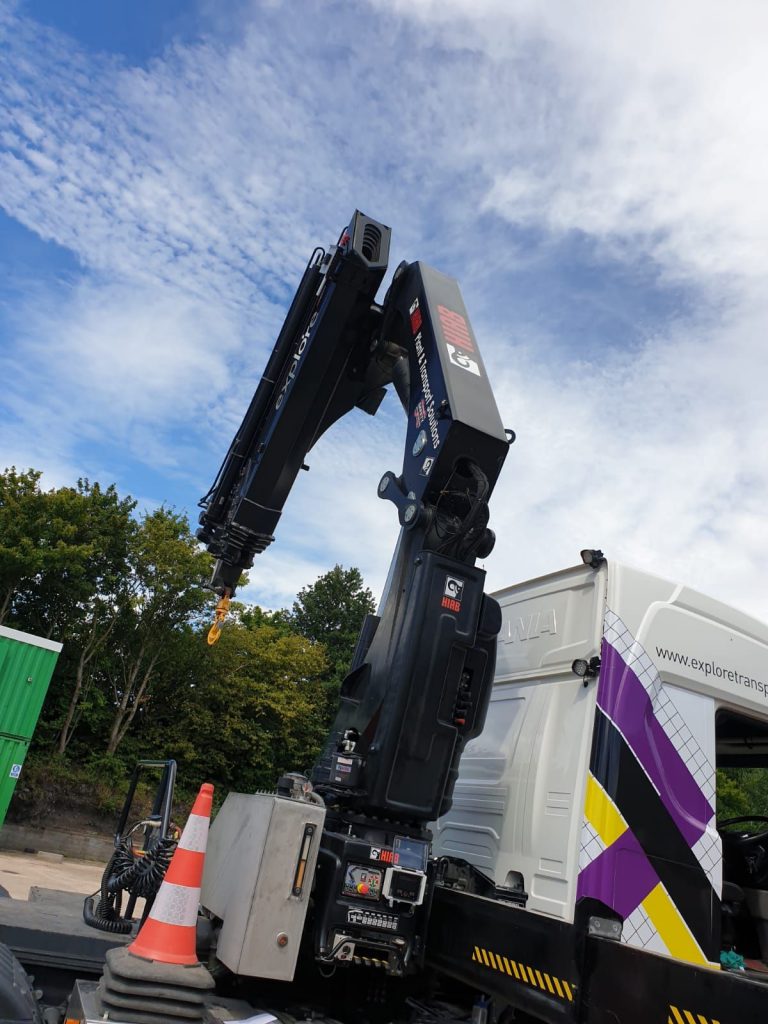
[49,482,138,753]
[0,471,138,752]
[289,565,376,703]
[240,604,293,636]
[0,470,136,636]
[104,507,212,755]
[0,468,61,624]
[168,622,328,792]
[717,767,768,821]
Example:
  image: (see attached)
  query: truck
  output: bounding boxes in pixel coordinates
[430,555,768,1024]
[0,213,767,1024]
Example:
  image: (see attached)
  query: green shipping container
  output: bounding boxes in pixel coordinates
[0,625,63,827]
[0,735,31,827]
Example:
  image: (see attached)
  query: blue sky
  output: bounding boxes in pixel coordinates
[1,0,767,619]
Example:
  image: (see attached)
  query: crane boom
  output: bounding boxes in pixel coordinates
[196,211,511,977]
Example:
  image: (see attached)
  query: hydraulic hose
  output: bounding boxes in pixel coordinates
[83,836,177,933]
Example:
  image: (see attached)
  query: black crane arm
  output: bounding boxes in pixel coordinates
[197,209,512,821]
[197,211,509,595]
[196,211,512,977]
[197,211,395,593]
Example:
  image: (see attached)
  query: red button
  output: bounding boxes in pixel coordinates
[357,882,370,895]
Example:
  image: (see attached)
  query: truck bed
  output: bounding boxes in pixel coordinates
[0,887,130,1003]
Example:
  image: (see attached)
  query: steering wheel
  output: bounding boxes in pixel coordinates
[720,816,768,839]
[719,816,768,888]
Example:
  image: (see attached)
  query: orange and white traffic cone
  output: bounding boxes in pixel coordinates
[128,781,214,965]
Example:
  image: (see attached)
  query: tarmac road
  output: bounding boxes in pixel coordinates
[0,849,105,900]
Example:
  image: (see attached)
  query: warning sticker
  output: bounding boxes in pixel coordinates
[9,764,22,779]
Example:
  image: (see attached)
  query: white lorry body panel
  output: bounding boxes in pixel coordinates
[434,559,768,937]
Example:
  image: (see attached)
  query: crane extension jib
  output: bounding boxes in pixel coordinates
[197,212,393,594]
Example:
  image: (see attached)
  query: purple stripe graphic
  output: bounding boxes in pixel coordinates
[597,640,714,847]
[577,827,658,918]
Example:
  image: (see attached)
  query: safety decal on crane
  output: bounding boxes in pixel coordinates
[668,1004,721,1024]
[470,946,574,1003]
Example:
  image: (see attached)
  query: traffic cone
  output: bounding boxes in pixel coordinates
[128,781,214,965]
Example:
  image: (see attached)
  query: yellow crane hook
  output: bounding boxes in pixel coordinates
[207,592,232,645]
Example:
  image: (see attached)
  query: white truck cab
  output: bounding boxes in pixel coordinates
[434,558,768,976]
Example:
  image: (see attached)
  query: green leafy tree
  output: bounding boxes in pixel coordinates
[48,482,138,753]
[0,471,137,752]
[289,565,376,703]
[169,623,328,791]
[14,483,125,638]
[104,507,212,755]
[240,604,293,636]
[717,768,768,821]
[0,467,44,622]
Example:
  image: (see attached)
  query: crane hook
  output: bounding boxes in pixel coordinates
[207,592,232,646]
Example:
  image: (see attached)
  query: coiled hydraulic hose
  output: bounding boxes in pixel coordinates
[83,829,177,934]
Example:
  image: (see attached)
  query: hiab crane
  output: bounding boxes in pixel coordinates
[195,210,511,982]
[4,214,768,1024]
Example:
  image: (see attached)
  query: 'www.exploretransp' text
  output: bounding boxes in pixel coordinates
[655,646,767,698]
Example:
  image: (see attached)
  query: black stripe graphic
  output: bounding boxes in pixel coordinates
[590,708,720,959]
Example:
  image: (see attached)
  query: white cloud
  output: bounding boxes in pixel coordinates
[483,295,768,619]
[0,278,245,487]
[1,0,767,624]
[377,0,768,288]
[360,0,768,618]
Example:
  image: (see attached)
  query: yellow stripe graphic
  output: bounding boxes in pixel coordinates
[584,772,628,846]
[584,776,719,970]
[668,1007,719,1024]
[470,946,574,1003]
[643,884,709,967]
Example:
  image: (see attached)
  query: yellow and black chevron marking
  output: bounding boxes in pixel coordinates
[668,1005,720,1024]
[471,946,574,1002]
